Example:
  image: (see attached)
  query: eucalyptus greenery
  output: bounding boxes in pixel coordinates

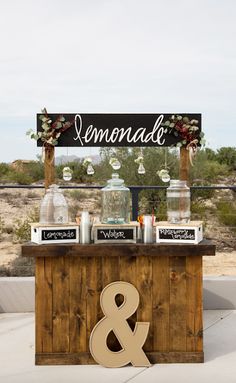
[27,108,73,146]
[161,114,205,147]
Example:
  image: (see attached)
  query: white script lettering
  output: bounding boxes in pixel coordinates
[73,114,166,146]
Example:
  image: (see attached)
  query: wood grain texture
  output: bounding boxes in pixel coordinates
[35,257,53,353]
[180,146,190,183]
[120,255,137,331]
[36,351,204,365]
[102,256,119,286]
[169,256,187,352]
[22,241,216,258]
[186,255,196,351]
[152,256,170,352]
[52,256,70,353]
[195,257,203,351]
[102,256,121,351]
[32,242,208,365]
[86,257,103,353]
[136,256,153,351]
[69,257,87,353]
[44,146,55,189]
[35,257,44,353]
[186,256,203,352]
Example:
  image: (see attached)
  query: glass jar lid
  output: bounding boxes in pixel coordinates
[169,179,188,188]
[108,173,124,186]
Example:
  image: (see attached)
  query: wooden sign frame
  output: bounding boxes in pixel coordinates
[37,113,201,148]
[37,113,201,187]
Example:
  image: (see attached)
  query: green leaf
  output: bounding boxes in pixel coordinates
[183,116,189,123]
[55,122,62,129]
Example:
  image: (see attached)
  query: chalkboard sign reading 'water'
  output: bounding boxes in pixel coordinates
[97,229,134,241]
[37,113,201,147]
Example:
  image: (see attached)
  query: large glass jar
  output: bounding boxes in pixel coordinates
[101,173,130,224]
[40,184,69,224]
[167,180,190,224]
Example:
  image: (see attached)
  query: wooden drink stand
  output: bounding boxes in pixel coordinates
[21,137,215,365]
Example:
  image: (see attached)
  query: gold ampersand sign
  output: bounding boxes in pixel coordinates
[89,281,151,368]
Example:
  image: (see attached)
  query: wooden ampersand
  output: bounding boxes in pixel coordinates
[89,281,151,368]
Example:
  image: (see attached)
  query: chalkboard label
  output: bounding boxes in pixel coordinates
[97,228,134,241]
[41,229,77,241]
[37,113,201,147]
[158,228,195,241]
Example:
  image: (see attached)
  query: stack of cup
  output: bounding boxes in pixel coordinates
[80,211,91,244]
[143,215,154,244]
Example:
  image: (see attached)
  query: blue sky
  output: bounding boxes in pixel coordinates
[0,0,235,162]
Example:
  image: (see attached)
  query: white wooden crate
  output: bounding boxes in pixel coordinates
[155,221,203,244]
[31,223,79,244]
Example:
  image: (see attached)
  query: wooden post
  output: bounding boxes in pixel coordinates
[44,146,55,189]
[180,147,190,184]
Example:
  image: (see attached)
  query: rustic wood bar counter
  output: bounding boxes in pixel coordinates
[22,241,215,365]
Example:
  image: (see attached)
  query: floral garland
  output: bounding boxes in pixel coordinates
[162,115,205,165]
[161,115,205,148]
[27,108,73,147]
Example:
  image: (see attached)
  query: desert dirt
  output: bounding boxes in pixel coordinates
[0,186,235,276]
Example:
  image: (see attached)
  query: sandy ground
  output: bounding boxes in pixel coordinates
[0,186,235,275]
[203,251,236,275]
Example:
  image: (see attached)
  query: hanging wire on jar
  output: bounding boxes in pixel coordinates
[135,148,146,174]
[157,147,170,182]
[83,157,95,175]
[62,147,73,181]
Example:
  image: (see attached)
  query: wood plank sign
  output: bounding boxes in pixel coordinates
[36,113,201,147]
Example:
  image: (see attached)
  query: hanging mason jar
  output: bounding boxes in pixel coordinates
[167,180,190,224]
[63,166,73,181]
[101,173,130,224]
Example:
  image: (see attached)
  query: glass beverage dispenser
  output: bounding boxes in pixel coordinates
[101,173,130,224]
[167,180,190,224]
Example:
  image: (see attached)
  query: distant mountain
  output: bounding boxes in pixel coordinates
[55,154,101,165]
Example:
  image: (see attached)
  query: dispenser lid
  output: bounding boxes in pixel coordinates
[48,184,62,192]
[102,173,129,191]
[108,173,125,187]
